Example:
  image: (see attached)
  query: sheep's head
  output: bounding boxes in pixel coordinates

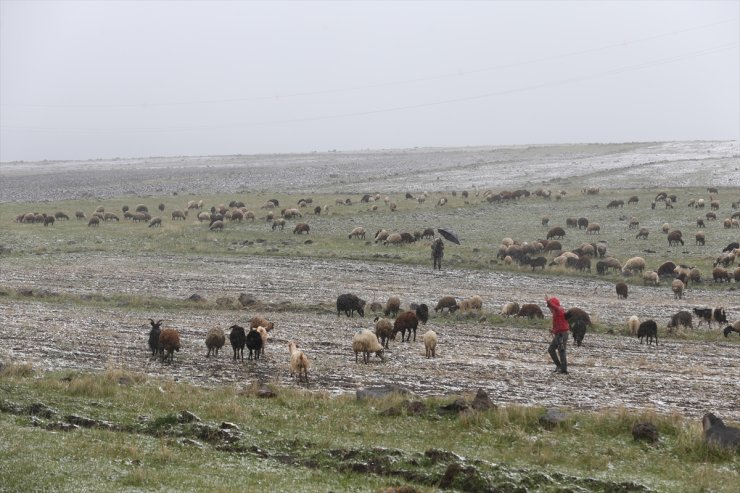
[149,319,163,330]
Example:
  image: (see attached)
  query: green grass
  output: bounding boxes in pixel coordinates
[0,366,737,492]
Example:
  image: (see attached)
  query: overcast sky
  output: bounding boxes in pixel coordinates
[1,0,738,162]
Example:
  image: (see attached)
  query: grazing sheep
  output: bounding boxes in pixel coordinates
[293,223,310,234]
[565,307,592,328]
[702,413,740,451]
[577,217,589,229]
[43,215,54,226]
[517,303,544,319]
[521,255,547,271]
[147,319,163,357]
[352,329,384,363]
[723,241,740,253]
[615,282,628,299]
[657,261,677,278]
[384,233,403,245]
[642,270,660,286]
[348,226,366,239]
[712,267,731,283]
[374,317,395,348]
[255,326,269,356]
[384,296,401,317]
[75,211,86,220]
[627,315,640,336]
[148,217,162,228]
[693,307,727,329]
[246,327,263,360]
[637,320,658,346]
[159,328,181,362]
[689,267,702,284]
[205,327,225,357]
[209,220,224,231]
[667,230,684,246]
[369,302,383,314]
[434,296,459,313]
[412,303,429,324]
[87,216,100,227]
[467,295,483,311]
[54,211,70,220]
[695,232,705,246]
[667,311,693,330]
[197,212,210,222]
[249,316,274,332]
[271,218,286,230]
[374,229,389,243]
[723,321,740,337]
[500,301,520,317]
[393,311,419,342]
[288,341,310,382]
[622,256,646,276]
[546,227,566,240]
[661,223,671,234]
[336,293,366,317]
[423,330,438,358]
[671,279,684,300]
[229,324,246,361]
[171,210,187,220]
[628,195,639,205]
[586,223,600,235]
[635,228,649,239]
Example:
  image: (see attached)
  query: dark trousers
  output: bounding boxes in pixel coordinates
[548,332,568,370]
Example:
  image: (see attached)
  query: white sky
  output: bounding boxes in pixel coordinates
[1,0,738,162]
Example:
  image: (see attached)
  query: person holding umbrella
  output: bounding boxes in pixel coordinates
[545,295,570,374]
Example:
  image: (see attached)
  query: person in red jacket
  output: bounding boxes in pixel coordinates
[546,296,570,374]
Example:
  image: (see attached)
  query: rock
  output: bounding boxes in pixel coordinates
[424,448,464,464]
[220,421,240,430]
[178,410,201,423]
[539,408,569,429]
[65,415,99,428]
[437,399,470,415]
[406,401,426,415]
[632,422,659,444]
[238,293,257,307]
[181,438,204,448]
[215,297,233,307]
[470,388,496,411]
[27,402,58,418]
[257,386,277,399]
[438,463,489,491]
[356,384,411,400]
[187,293,206,303]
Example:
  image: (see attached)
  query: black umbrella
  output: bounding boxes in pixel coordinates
[437,228,460,245]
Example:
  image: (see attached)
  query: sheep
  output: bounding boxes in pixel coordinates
[586,223,601,235]
[159,328,181,362]
[384,233,403,245]
[724,218,733,229]
[723,321,740,337]
[369,302,383,314]
[546,227,566,240]
[209,220,224,231]
[500,301,520,317]
[635,228,649,239]
[337,293,366,317]
[628,217,639,229]
[415,303,429,324]
[468,295,483,311]
[615,282,628,299]
[570,318,588,347]
[723,241,740,253]
[693,307,727,328]
[667,230,684,246]
[627,315,640,336]
[702,413,740,451]
[249,316,274,332]
[246,327,263,360]
[577,217,589,229]
[54,211,70,220]
[628,195,639,205]
[667,311,693,330]
[229,324,246,361]
[434,296,459,314]
[348,226,366,239]
[352,329,384,363]
[671,279,684,300]
[517,303,544,319]
[374,317,394,348]
[75,211,86,220]
[171,210,187,220]
[148,217,162,228]
[393,311,419,342]
[293,223,310,234]
[521,256,547,271]
[147,319,163,357]
[695,232,705,246]
[565,307,592,328]
[657,261,677,278]
[271,218,286,230]
[642,270,659,286]
[423,330,438,358]
[205,327,225,357]
[384,296,401,317]
[87,216,100,227]
[43,215,54,226]
[689,267,702,284]
[374,229,389,243]
[288,341,310,382]
[197,211,210,222]
[712,267,730,282]
[255,326,269,356]
[622,256,646,276]
[637,320,658,346]
[735,266,740,283]
[661,223,671,234]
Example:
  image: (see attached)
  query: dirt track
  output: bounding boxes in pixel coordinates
[1,252,738,421]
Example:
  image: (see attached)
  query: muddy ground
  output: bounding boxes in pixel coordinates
[1,140,739,422]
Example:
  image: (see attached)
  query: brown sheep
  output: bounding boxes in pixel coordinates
[695,232,705,246]
[288,341,310,382]
[249,316,274,332]
[712,267,730,282]
[148,217,162,228]
[517,303,544,319]
[586,223,600,235]
[384,296,401,317]
[671,279,684,300]
[374,317,394,348]
[293,223,310,234]
[546,227,566,239]
[87,216,100,227]
[159,328,181,362]
[434,296,459,313]
[500,301,520,316]
[642,270,659,286]
[635,228,649,239]
[667,230,684,246]
[205,327,225,357]
[348,226,366,239]
[171,209,187,220]
[393,311,419,342]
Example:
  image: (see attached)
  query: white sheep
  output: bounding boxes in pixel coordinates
[671,279,684,300]
[627,315,640,336]
[352,329,384,363]
[423,330,438,358]
[622,256,646,276]
[288,341,309,382]
[255,326,269,356]
[500,301,520,317]
[642,270,659,286]
[468,295,483,311]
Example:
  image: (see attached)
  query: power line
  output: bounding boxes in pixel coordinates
[1,17,737,109]
[1,41,737,133]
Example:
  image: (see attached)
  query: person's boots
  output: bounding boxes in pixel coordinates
[558,348,568,374]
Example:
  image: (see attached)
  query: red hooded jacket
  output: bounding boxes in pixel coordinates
[546,297,570,334]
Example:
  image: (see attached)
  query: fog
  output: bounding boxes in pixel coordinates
[1,0,738,162]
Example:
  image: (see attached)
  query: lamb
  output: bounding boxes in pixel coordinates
[723,321,740,337]
[702,413,740,451]
[615,282,628,299]
[246,327,263,360]
[423,330,438,358]
[229,324,246,361]
[348,226,366,239]
[627,315,640,336]
[622,256,646,276]
[374,317,394,348]
[667,311,693,330]
[336,293,366,317]
[352,329,384,363]
[147,319,163,357]
[255,326,269,356]
[288,341,310,382]
[205,327,225,357]
[637,320,658,346]
[159,328,181,362]
[393,311,419,342]
[249,316,274,332]
[434,296,459,313]
[671,279,684,300]
[693,307,727,328]
[517,303,544,319]
[384,296,401,317]
[500,301,520,317]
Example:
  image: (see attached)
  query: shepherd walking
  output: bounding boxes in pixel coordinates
[546,296,570,374]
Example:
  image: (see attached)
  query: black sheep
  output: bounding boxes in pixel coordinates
[148,319,163,357]
[246,328,263,360]
[336,293,366,317]
[703,413,740,450]
[570,318,588,347]
[415,303,429,324]
[693,307,727,328]
[229,324,246,361]
[637,320,658,346]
